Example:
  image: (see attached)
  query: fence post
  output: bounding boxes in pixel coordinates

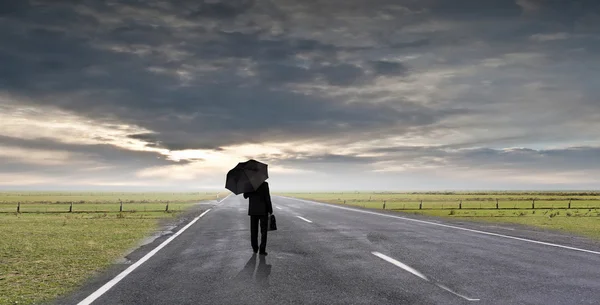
[568,199,571,209]
[420,200,423,210]
[69,202,73,213]
[17,202,20,213]
[119,200,123,212]
[459,200,462,209]
[165,203,169,212]
[496,199,499,209]
[532,199,535,209]
[383,201,386,209]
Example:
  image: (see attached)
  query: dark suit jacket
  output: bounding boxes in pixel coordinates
[243,182,273,216]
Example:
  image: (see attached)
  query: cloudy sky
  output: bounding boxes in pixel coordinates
[1,0,599,191]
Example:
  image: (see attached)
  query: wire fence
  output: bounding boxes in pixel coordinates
[0,202,191,214]
[325,199,600,211]
[6,198,600,214]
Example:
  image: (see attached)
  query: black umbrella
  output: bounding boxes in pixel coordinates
[225,159,269,195]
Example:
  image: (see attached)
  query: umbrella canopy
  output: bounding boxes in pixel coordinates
[225,159,269,195]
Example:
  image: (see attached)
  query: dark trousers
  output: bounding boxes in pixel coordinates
[250,215,268,252]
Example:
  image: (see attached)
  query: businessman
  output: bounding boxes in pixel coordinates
[243,181,273,255]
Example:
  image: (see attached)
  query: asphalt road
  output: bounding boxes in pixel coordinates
[58,195,600,305]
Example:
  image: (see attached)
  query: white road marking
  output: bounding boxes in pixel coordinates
[276,206,282,210]
[282,196,600,256]
[372,252,480,302]
[371,252,428,280]
[296,216,313,223]
[436,284,481,302]
[77,209,212,305]
[217,193,232,203]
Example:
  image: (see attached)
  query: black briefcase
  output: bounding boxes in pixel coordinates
[268,214,277,231]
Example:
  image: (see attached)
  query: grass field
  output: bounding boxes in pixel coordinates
[280,192,600,240]
[404,208,600,239]
[0,191,224,204]
[279,192,600,210]
[279,191,600,202]
[0,191,229,213]
[0,202,195,213]
[0,192,227,305]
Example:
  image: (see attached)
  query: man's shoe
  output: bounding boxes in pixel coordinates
[259,251,268,256]
[253,248,258,253]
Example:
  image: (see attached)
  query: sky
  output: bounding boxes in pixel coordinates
[0,0,599,191]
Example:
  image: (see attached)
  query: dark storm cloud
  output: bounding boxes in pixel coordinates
[0,2,491,111]
[363,145,600,173]
[256,63,315,84]
[188,0,256,19]
[318,64,366,86]
[265,153,380,176]
[0,135,182,169]
[389,39,431,49]
[1,0,600,190]
[136,86,462,150]
[0,0,29,17]
[2,0,473,151]
[428,0,522,19]
[448,147,600,175]
[370,61,408,76]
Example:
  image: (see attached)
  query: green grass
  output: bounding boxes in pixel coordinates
[0,212,172,305]
[281,192,600,240]
[278,192,600,210]
[0,203,194,213]
[409,209,600,240]
[278,191,600,202]
[0,191,228,213]
[0,192,215,305]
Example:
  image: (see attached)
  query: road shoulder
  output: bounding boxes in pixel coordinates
[49,201,214,305]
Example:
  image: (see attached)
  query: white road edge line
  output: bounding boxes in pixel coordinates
[282,196,600,256]
[371,252,480,302]
[217,193,232,203]
[296,216,313,223]
[77,209,212,305]
[276,206,282,210]
[371,252,428,281]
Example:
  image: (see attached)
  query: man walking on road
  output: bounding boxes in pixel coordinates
[243,181,273,255]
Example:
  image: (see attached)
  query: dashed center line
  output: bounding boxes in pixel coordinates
[371,252,428,280]
[296,216,313,223]
[371,252,480,302]
[436,283,481,302]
